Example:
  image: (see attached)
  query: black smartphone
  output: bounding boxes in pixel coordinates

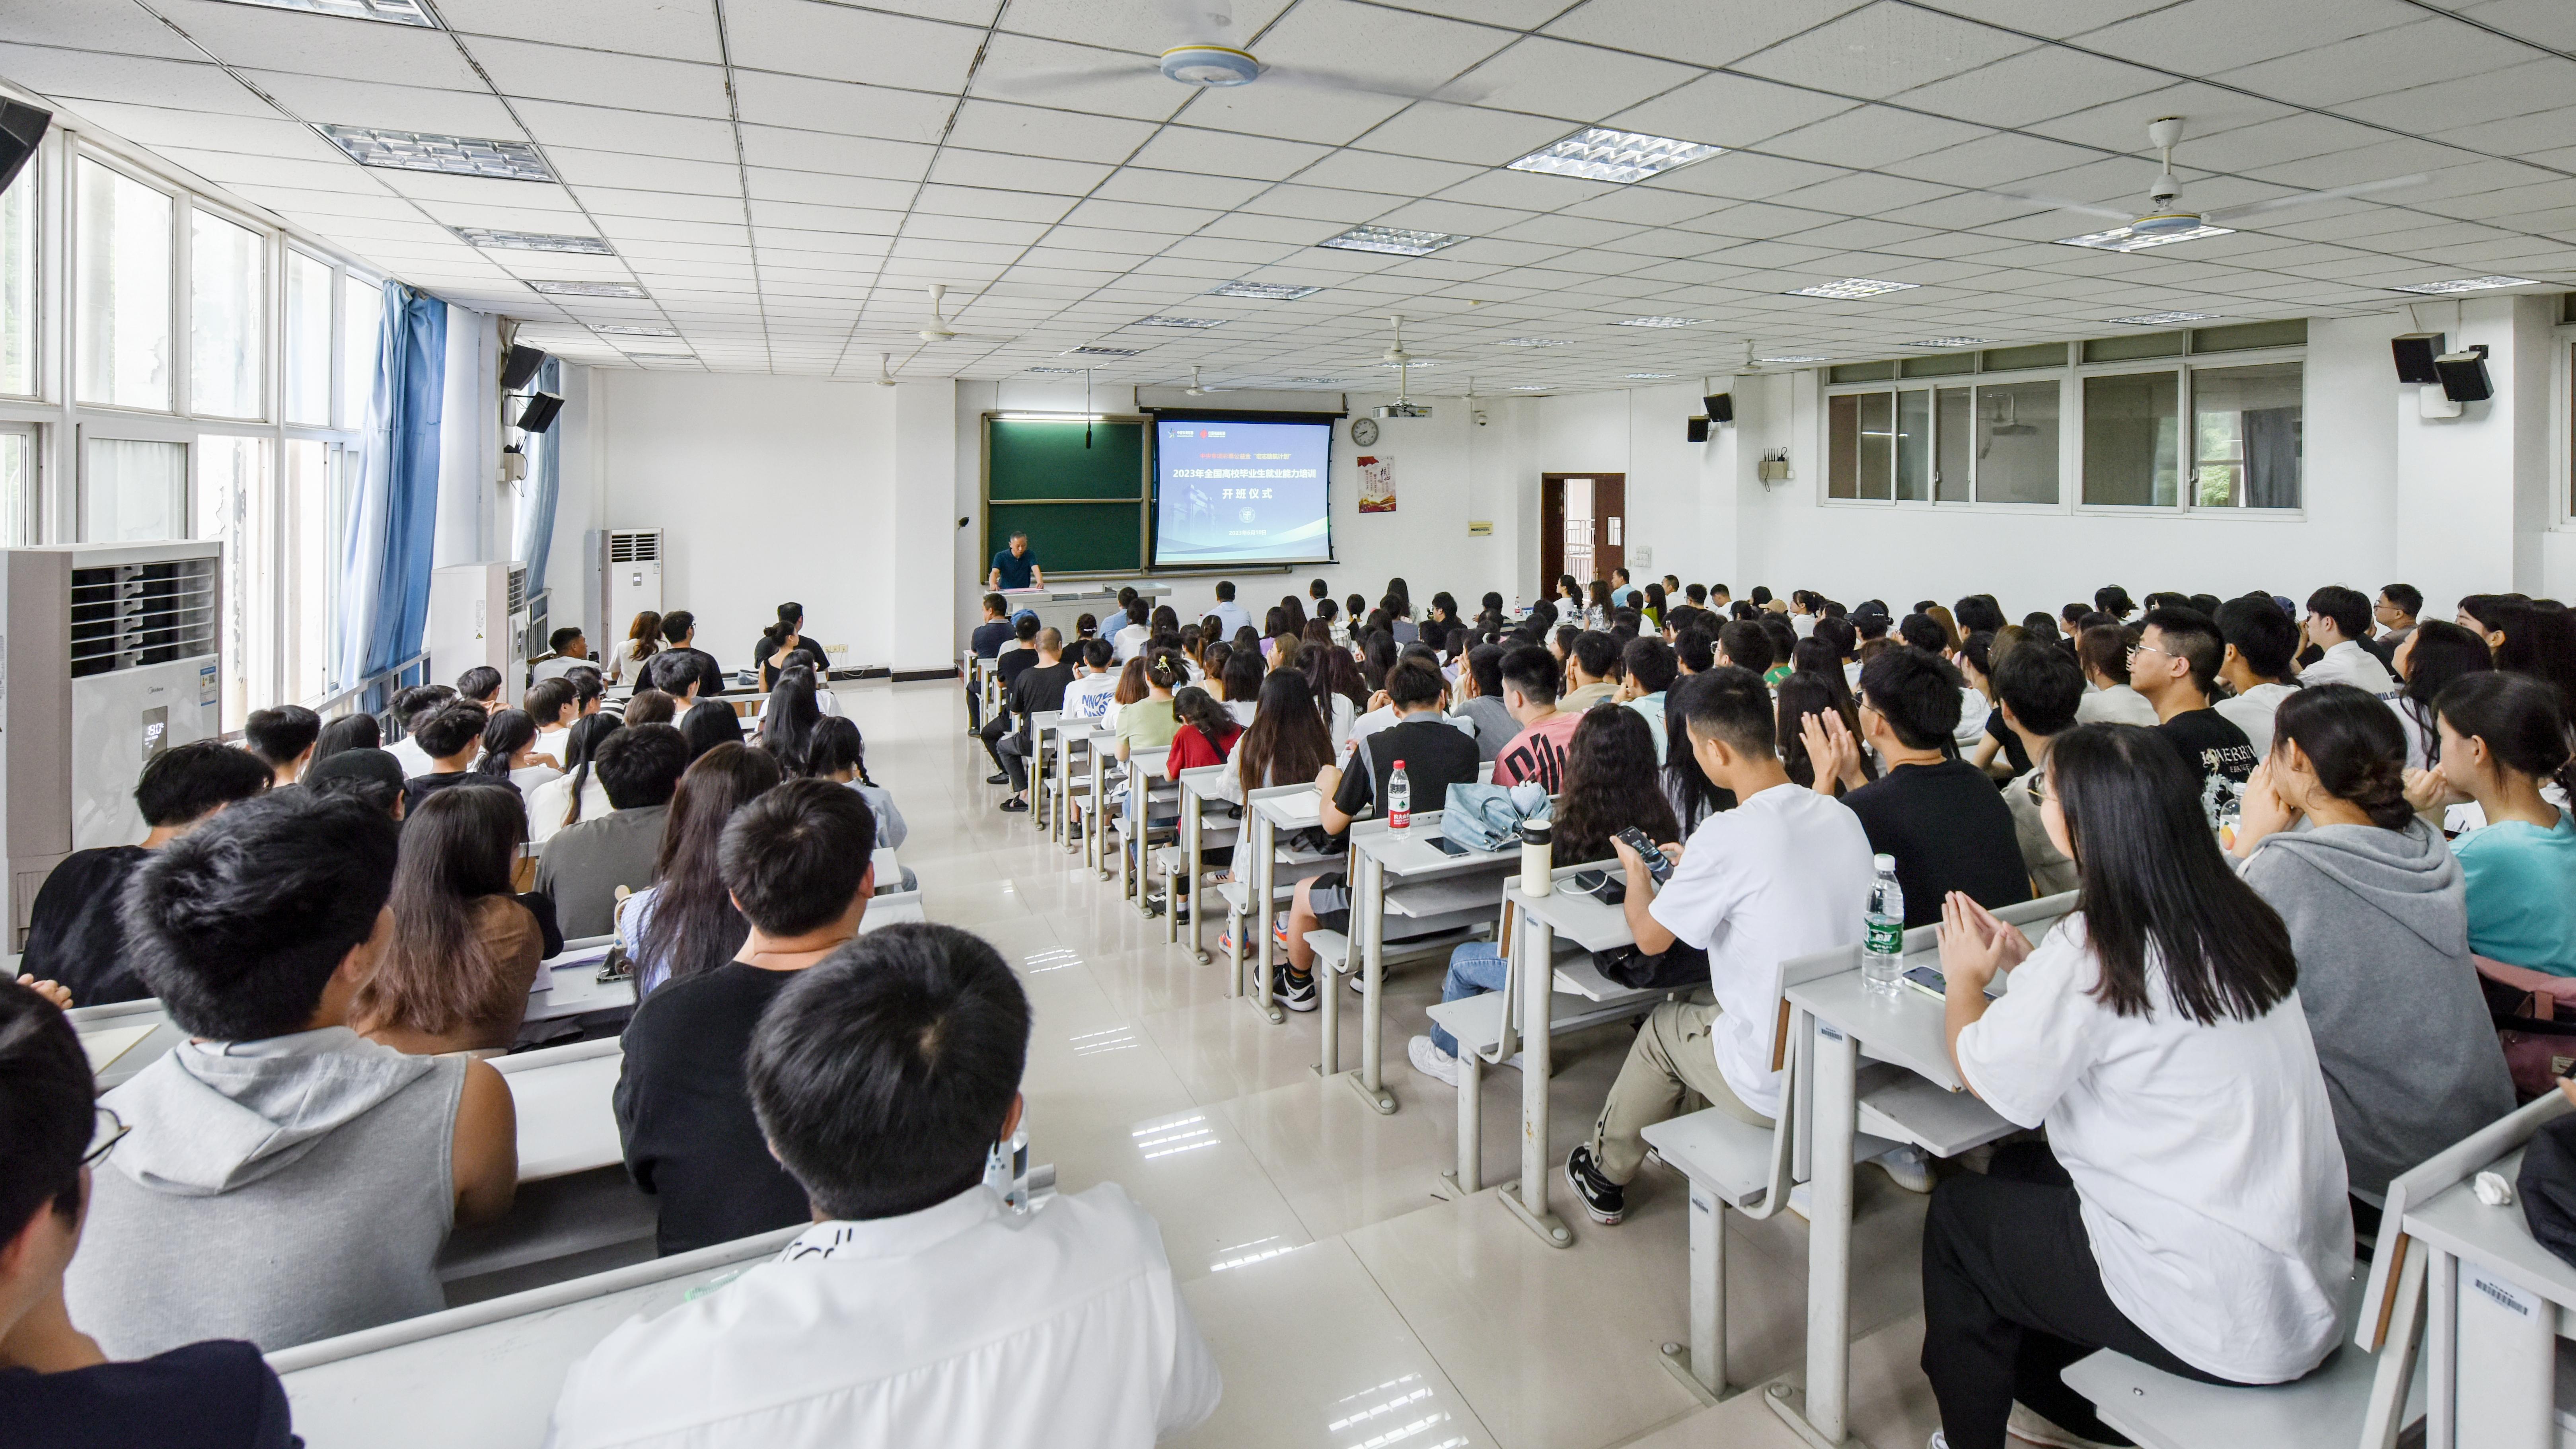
[1428,834,1474,857]
[1614,826,1674,885]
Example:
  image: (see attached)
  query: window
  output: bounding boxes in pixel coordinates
[0,426,32,544]
[2191,362,2302,508]
[1975,380,2060,504]
[0,159,33,398]
[1827,392,1894,499]
[195,435,273,728]
[2082,372,2179,506]
[284,439,347,703]
[81,435,185,541]
[284,251,331,426]
[342,274,382,429]
[75,159,173,411]
[1895,390,1931,500]
[191,210,263,420]
[1828,381,2058,505]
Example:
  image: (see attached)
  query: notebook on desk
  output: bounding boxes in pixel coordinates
[1270,792,1322,826]
[80,1023,157,1075]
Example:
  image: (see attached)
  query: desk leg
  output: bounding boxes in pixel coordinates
[1186,793,1208,963]
[2428,1249,2456,1449]
[1253,816,1283,1025]
[1769,1018,1858,1449]
[1319,894,1343,1077]
[2360,1243,2426,1449]
[1499,911,1571,1248]
[1347,852,1395,1115]
[1438,1046,1482,1200]
[1658,1182,1727,1404]
[1050,740,1066,844]
[1090,754,1108,878]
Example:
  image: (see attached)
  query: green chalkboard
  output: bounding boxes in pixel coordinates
[983,415,1148,576]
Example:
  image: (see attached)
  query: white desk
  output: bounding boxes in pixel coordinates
[275,1225,806,1449]
[862,889,925,929]
[68,997,187,1091]
[1497,867,1643,1248]
[1333,812,1516,1115]
[998,584,1169,639]
[1051,717,1101,849]
[2403,1133,2576,1449]
[524,939,635,1026]
[491,1038,625,1182]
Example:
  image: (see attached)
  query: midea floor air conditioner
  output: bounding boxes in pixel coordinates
[428,561,530,706]
[588,528,663,648]
[0,542,223,945]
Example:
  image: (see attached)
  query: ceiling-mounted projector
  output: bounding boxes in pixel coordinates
[1375,401,1431,419]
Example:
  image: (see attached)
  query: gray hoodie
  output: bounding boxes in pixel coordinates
[64,1027,467,1357]
[2242,819,2513,1197]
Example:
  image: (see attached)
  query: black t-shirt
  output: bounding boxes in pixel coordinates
[1839,760,2032,927]
[1009,662,1077,743]
[0,1338,294,1449]
[659,645,728,699]
[1983,712,2033,778]
[616,962,813,1255]
[21,846,150,1006]
[402,771,522,818]
[970,620,1014,658]
[1335,716,1483,834]
[2157,707,2257,800]
[753,636,828,689]
[995,646,1040,692]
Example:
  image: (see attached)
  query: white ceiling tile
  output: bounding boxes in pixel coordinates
[59,103,339,162]
[1892,47,2168,130]
[965,32,1192,121]
[2459,0,2576,51]
[1443,37,1702,124]
[503,102,730,164]
[1431,169,1619,211]
[2216,19,2536,110]
[572,187,746,224]
[2343,59,2576,134]
[925,148,1113,196]
[726,0,987,88]
[736,124,936,181]
[1125,126,1329,179]
[1543,0,1870,70]
[744,167,917,210]
[544,147,743,197]
[732,72,952,143]
[370,170,584,209]
[1760,105,1990,171]
[1173,80,1408,148]
[0,46,270,115]
[460,37,731,117]
[1606,72,1856,152]
[1,0,206,58]
[226,183,413,218]
[1644,150,1848,201]
[943,99,1156,162]
[237,70,522,134]
[1732,3,2037,100]
[435,0,724,61]
[1059,197,1225,233]
[2077,0,2422,74]
[1900,0,2179,38]
[2025,82,2300,154]
[1092,166,1271,209]
[1349,101,1577,167]
[910,183,1079,224]
[154,149,365,191]
[154,0,486,87]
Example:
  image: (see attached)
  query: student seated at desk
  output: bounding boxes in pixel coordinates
[616,780,876,1256]
[308,711,380,768]
[381,684,455,779]
[1987,642,2082,898]
[528,714,623,842]
[64,791,518,1356]
[537,723,689,939]
[2409,671,2576,974]
[808,718,915,892]
[22,742,274,1009]
[2229,685,2510,1203]
[243,704,320,787]
[680,698,746,761]
[644,649,707,711]
[621,688,677,726]
[1560,631,1621,712]
[655,610,730,701]
[620,743,783,997]
[0,983,298,1448]
[1272,662,1482,1013]
[1411,705,1677,1086]
[1065,638,1121,724]
[2130,606,2257,804]
[524,676,577,768]
[1563,668,1874,1225]
[1920,723,2350,1449]
[555,923,1220,1449]
[1163,686,1240,781]
[2072,625,2157,728]
[1491,645,1582,792]
[1451,644,1516,765]
[303,747,408,822]
[609,609,661,688]
[1113,649,1180,763]
[401,701,515,817]
[473,707,563,800]
[354,787,563,1057]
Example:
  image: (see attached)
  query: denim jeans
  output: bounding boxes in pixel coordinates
[1429,940,1510,1058]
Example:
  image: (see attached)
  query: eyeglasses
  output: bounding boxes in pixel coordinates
[2125,643,2173,663]
[84,1106,130,1167]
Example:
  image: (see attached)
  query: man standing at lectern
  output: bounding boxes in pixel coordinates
[988,531,1044,592]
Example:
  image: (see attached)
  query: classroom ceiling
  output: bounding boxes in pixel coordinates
[8,0,2576,391]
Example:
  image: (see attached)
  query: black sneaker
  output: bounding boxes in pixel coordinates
[985,773,1009,785]
[1564,1145,1626,1225]
[998,797,1029,813]
[1275,968,1318,1013]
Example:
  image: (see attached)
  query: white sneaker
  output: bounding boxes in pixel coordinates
[1348,968,1369,993]
[1407,1035,1461,1087]
[1875,1143,1934,1194]
[1926,1433,1948,1449]
[2007,1403,2120,1449]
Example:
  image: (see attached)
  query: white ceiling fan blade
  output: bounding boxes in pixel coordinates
[1258,64,1486,106]
[2203,173,2429,222]
[982,63,1155,99]
[1971,187,2137,222]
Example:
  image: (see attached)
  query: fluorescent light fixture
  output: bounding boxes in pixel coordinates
[1509,384,1551,390]
[217,0,433,23]
[529,280,646,298]
[316,125,548,181]
[1023,366,1084,374]
[1133,316,1226,328]
[995,412,1107,421]
[596,325,676,336]
[1625,372,1673,379]
[2387,275,2537,294]
[1906,337,1990,348]
[1756,354,1830,364]
[1377,360,1438,368]
[1318,225,1471,257]
[1064,345,1141,357]
[1208,280,1322,300]
[2108,311,2218,325]
[1499,337,1569,347]
[1784,277,1917,300]
[1614,316,1702,328]
[453,227,613,254]
[1507,127,1723,185]
[2054,223,2233,253]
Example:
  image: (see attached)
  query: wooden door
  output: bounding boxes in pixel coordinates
[1539,472,1625,595]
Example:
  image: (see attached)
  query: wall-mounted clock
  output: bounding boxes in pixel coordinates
[1350,417,1379,447]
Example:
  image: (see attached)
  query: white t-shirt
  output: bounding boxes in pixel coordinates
[1955,915,2352,1383]
[2215,681,2299,761]
[1064,672,1119,724]
[1646,783,1875,1116]
[1351,704,1476,746]
[2075,683,2159,728]
[2301,639,2395,695]
[1953,687,1992,749]
[385,734,433,778]
[1113,623,1150,662]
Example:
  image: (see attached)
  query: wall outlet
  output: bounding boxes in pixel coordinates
[1629,545,1651,569]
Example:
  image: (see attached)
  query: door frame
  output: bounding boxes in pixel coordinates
[1538,472,1625,593]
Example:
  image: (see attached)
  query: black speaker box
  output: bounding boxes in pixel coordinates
[502,343,547,391]
[0,101,51,198]
[1687,416,1710,442]
[2435,349,2493,404]
[514,392,564,434]
[2391,333,2446,385]
[1704,392,1733,423]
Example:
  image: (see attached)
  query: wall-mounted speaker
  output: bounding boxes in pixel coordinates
[2435,347,2492,404]
[501,343,547,391]
[2391,332,2446,385]
[514,392,564,434]
[1704,392,1734,423]
[1687,416,1710,442]
[0,101,52,198]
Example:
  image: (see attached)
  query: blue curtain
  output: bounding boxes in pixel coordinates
[344,283,446,684]
[518,356,563,597]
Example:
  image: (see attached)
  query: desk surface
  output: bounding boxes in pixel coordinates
[1505,872,1636,954]
[492,1041,625,1182]
[1788,970,1965,1092]
[2406,1147,2576,1311]
[524,947,635,1024]
[1251,787,1322,830]
[1351,812,1519,878]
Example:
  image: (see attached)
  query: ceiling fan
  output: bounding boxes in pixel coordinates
[1182,364,1234,395]
[874,353,898,388]
[992,2,1481,104]
[1992,116,2426,242]
[1376,315,1430,419]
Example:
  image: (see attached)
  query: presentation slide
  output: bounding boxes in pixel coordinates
[1152,417,1333,566]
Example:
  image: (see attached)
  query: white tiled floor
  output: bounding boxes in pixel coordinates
[854,680,1945,1449]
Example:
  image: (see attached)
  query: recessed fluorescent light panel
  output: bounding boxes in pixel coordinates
[1509,384,1551,391]
[2387,275,2537,294]
[1500,337,1570,347]
[1134,316,1226,329]
[1756,354,1830,364]
[1064,345,1141,357]
[1508,127,1723,184]
[317,125,548,181]
[596,325,675,336]
[1906,337,1990,348]
[1318,225,1470,257]
[1785,278,1917,300]
[2109,311,2218,325]
[1207,280,1322,300]
[1626,372,1673,379]
[1614,316,1702,328]
[1377,360,1438,368]
[218,0,433,23]
[528,280,646,298]
[2055,224,2233,253]
[453,227,613,254]
[1024,366,1084,374]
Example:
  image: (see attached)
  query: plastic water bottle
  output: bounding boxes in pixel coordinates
[1387,760,1411,832]
[1862,854,1904,994]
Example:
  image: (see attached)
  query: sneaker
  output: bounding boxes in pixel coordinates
[1874,1144,1933,1194]
[985,772,1009,785]
[1408,1035,1461,1087]
[1270,917,1291,952]
[1275,968,1318,1013]
[1216,927,1237,956]
[998,797,1029,814]
[1927,1434,1949,1449]
[2006,1404,2120,1449]
[1347,966,1369,993]
[1563,1144,1626,1225]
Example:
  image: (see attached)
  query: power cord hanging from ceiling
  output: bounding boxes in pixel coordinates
[1085,367,1094,449]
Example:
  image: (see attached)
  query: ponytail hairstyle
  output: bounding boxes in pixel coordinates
[474,708,538,778]
[1172,685,1232,749]
[2050,724,2297,1024]
[1143,648,1183,695]
[2434,670,2576,799]
[2270,684,2413,831]
[559,713,626,825]
[762,602,804,651]
[1198,614,1225,648]
[807,715,872,784]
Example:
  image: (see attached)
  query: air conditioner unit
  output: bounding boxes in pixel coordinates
[588,528,664,649]
[0,542,223,945]
[428,561,530,707]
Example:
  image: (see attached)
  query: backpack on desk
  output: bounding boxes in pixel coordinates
[2518,1114,2576,1270]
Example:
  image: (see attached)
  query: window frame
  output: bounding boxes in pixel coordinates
[1819,364,2070,515]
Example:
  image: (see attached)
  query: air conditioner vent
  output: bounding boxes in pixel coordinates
[70,560,218,677]
[506,565,527,614]
[608,530,659,563]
